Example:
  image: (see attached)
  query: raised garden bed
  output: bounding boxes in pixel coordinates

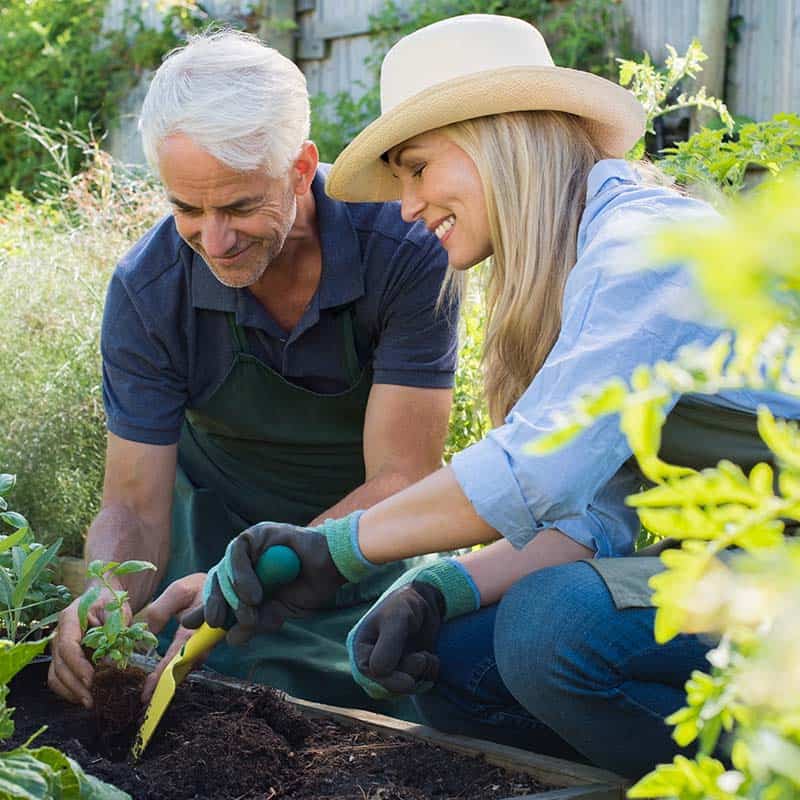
[9,658,624,799]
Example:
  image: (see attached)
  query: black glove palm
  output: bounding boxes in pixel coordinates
[351,581,445,695]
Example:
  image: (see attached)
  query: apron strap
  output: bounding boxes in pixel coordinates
[338,306,362,386]
[225,312,250,355]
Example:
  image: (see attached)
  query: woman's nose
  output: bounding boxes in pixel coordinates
[400,190,426,224]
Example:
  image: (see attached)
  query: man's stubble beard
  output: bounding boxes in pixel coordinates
[211,191,298,289]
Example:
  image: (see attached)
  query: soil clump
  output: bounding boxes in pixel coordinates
[10,661,553,799]
[91,663,148,758]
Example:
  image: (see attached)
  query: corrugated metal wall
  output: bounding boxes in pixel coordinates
[104,0,799,162]
[728,0,800,120]
[297,0,410,97]
[297,0,800,118]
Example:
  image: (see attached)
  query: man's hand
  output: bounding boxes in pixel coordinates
[181,514,374,645]
[48,584,132,708]
[141,573,207,703]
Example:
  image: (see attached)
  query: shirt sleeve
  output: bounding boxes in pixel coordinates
[370,232,459,389]
[451,217,723,552]
[101,272,189,445]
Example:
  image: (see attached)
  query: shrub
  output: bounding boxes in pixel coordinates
[0,0,206,195]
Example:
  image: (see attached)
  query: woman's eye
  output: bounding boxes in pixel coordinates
[411,163,426,179]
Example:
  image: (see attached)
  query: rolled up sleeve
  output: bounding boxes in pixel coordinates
[452,203,723,553]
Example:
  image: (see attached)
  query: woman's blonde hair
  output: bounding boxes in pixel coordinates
[441,111,606,426]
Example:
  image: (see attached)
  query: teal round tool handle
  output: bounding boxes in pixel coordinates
[254,545,301,588]
[221,545,300,630]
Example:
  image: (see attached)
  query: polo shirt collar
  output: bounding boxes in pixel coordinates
[189,166,364,317]
[313,164,364,310]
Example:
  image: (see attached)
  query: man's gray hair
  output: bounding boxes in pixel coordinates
[139,29,310,176]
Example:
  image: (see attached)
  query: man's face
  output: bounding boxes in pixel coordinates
[159,134,297,288]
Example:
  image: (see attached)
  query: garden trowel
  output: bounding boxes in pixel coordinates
[131,545,301,760]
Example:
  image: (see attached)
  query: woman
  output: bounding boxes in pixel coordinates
[179,15,800,777]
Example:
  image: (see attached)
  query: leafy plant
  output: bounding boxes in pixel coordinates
[445,278,490,460]
[618,39,734,159]
[0,475,71,643]
[531,172,800,796]
[0,0,206,195]
[79,560,158,670]
[660,113,800,200]
[0,637,130,799]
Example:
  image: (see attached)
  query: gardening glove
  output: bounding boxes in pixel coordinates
[181,511,378,644]
[347,558,480,700]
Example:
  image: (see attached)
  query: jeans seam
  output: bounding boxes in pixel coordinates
[465,656,497,695]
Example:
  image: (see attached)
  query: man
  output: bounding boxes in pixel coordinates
[48,29,456,715]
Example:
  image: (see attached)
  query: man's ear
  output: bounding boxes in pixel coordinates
[292,141,319,195]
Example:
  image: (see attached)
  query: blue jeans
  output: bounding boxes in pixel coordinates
[413,562,713,779]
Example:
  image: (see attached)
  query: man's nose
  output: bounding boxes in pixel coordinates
[200,216,236,258]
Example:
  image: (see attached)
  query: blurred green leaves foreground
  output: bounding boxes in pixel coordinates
[531,172,800,798]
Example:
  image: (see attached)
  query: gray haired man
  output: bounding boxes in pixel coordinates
[48,30,457,715]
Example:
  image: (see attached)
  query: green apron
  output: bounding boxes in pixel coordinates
[588,395,777,609]
[161,309,427,716]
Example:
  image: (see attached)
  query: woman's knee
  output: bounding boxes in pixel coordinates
[494,561,614,708]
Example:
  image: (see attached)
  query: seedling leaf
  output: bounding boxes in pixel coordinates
[111,560,157,576]
[77,586,101,632]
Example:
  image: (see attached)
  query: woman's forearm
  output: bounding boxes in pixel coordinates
[457,529,594,606]
[358,466,499,563]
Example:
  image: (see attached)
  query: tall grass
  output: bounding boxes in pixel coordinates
[0,116,166,555]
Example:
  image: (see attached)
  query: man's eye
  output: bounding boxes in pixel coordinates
[411,163,426,179]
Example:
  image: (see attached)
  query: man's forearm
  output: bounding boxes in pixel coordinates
[84,504,171,612]
[308,469,421,526]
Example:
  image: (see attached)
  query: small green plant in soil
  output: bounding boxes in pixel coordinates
[79,560,157,669]
[0,636,130,799]
[0,473,71,643]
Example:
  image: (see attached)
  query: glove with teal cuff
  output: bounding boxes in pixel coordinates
[346,558,480,700]
[182,511,377,644]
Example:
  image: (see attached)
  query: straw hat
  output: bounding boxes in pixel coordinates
[326,14,645,202]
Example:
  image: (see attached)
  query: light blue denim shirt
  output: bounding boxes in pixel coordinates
[451,159,800,557]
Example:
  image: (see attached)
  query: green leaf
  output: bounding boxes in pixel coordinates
[0,475,16,495]
[110,560,156,576]
[77,586,101,632]
[80,629,106,650]
[1,512,29,530]
[87,560,118,580]
[0,637,50,685]
[0,568,14,609]
[12,539,61,608]
[0,527,30,555]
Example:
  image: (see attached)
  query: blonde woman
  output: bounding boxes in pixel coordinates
[174,15,800,777]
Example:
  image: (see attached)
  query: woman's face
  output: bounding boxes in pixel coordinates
[387,131,492,270]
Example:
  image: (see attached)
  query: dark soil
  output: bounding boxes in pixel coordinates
[91,664,148,758]
[9,661,553,799]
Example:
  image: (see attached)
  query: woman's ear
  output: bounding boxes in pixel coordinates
[292,141,320,195]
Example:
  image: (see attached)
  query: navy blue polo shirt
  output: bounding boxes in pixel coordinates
[101,165,457,446]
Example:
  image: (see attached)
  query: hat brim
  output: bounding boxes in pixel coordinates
[326,66,645,202]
